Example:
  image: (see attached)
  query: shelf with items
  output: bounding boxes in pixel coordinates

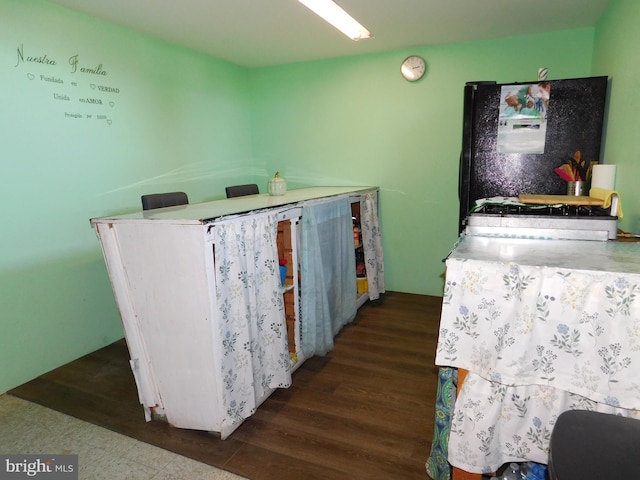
[276,214,303,371]
[351,200,369,306]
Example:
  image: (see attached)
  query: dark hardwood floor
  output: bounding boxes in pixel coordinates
[9,291,442,480]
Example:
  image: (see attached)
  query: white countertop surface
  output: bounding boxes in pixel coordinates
[91,186,376,225]
[449,234,640,275]
[439,233,640,473]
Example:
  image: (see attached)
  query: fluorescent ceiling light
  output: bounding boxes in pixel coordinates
[298,0,371,41]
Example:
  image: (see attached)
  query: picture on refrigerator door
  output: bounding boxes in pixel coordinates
[497,82,550,154]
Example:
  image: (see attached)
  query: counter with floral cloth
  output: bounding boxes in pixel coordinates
[428,235,640,477]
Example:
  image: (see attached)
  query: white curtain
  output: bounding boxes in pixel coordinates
[212,213,292,431]
[300,198,357,357]
[360,191,385,300]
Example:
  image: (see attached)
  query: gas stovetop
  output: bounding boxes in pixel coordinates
[473,202,614,217]
[464,198,619,241]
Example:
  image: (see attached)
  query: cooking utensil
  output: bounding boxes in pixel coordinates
[554,167,574,182]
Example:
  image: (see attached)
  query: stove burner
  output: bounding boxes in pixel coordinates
[474,203,612,218]
[465,198,619,240]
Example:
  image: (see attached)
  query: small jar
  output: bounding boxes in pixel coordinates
[268,172,287,196]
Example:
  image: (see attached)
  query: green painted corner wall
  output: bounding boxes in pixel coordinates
[592,0,640,233]
[250,29,595,297]
[0,0,254,393]
[2,0,639,394]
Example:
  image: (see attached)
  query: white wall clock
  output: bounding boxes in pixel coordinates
[401,55,426,82]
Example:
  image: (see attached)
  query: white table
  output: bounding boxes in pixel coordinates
[434,235,640,475]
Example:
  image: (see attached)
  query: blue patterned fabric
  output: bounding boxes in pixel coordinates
[212,213,292,432]
[426,367,456,480]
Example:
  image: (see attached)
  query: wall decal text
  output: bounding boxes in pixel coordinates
[14,44,119,126]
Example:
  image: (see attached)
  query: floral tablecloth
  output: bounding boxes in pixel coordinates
[432,235,640,475]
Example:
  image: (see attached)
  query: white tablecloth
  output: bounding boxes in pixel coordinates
[435,235,640,474]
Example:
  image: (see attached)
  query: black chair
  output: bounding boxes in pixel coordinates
[548,410,640,480]
[141,192,189,210]
[225,184,259,198]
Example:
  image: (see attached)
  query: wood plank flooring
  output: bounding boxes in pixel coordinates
[9,291,442,480]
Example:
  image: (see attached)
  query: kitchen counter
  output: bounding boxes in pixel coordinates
[91,186,384,440]
[448,234,640,274]
[428,234,640,478]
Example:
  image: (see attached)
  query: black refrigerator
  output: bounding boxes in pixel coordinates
[458,76,608,232]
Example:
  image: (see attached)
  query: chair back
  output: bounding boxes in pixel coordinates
[225,184,259,198]
[141,192,189,210]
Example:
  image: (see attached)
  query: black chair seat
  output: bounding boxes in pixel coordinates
[548,410,640,480]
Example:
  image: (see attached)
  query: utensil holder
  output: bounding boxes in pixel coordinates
[567,181,586,196]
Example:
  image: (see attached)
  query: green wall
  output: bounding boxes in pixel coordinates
[0,0,253,393]
[592,0,640,233]
[2,0,638,394]
[250,30,595,296]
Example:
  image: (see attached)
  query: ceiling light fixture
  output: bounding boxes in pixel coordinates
[298,0,371,41]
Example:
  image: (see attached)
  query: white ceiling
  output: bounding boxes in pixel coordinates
[46,0,611,68]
